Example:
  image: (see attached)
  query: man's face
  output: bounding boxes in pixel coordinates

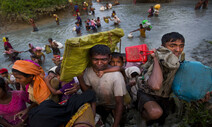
[164,39,185,58]
[91,54,110,71]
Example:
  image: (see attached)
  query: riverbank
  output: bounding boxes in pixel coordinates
[0,8,73,34]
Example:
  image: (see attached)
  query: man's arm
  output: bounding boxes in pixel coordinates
[113,96,124,127]
[77,74,91,91]
[147,50,163,90]
[130,28,140,33]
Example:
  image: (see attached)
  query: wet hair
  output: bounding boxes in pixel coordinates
[89,44,111,57]
[161,32,185,46]
[0,77,7,92]
[48,38,53,41]
[12,69,32,78]
[55,64,61,76]
[111,52,123,62]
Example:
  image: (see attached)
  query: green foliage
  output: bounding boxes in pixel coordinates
[180,101,212,127]
[0,0,68,19]
[208,41,212,44]
[72,0,84,5]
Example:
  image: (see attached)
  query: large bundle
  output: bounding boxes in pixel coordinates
[172,61,212,102]
[61,28,124,81]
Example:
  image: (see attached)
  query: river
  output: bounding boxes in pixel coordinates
[1,0,212,71]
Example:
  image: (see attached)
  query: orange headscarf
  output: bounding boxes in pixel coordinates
[12,60,51,104]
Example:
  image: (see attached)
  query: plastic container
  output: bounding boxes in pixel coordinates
[125,44,153,63]
[172,61,212,102]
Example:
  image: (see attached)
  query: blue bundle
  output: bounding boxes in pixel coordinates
[172,61,212,102]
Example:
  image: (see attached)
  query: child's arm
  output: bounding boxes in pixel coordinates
[97,66,122,77]
[44,75,63,95]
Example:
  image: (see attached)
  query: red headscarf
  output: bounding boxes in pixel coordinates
[0,68,8,74]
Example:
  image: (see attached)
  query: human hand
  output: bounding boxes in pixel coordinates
[14,109,28,122]
[198,91,212,103]
[64,83,79,95]
[44,74,54,84]
[150,48,156,58]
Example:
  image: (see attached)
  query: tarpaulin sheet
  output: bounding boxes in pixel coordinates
[61,28,124,81]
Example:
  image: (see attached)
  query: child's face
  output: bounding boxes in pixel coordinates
[0,73,8,77]
[110,57,123,67]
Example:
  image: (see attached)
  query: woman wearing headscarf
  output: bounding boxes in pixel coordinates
[12,60,51,104]
[12,60,96,127]
[11,60,51,124]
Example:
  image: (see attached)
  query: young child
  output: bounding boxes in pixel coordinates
[110,52,124,67]
[45,65,79,102]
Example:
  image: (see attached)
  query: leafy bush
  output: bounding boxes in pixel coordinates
[180,102,212,127]
[0,0,68,19]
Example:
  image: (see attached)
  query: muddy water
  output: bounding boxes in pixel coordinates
[1,0,212,71]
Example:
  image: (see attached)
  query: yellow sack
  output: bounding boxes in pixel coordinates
[104,18,109,23]
[154,4,161,10]
[45,45,52,54]
[61,28,124,81]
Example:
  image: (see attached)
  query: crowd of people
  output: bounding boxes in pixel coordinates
[0,0,211,127]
